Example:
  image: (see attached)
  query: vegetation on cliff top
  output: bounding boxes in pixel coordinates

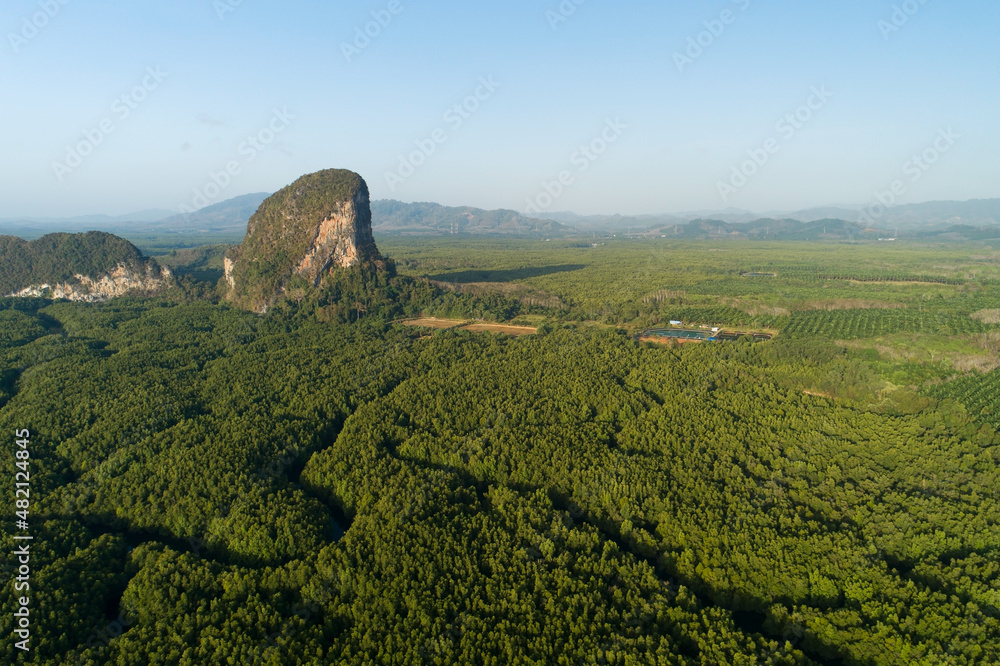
[0,231,157,295]
[225,169,381,311]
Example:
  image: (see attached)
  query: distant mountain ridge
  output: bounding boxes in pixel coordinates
[0,195,271,239]
[873,198,1000,228]
[642,218,889,241]
[157,193,271,232]
[526,198,1000,231]
[3,195,999,240]
[625,216,1000,243]
[371,200,566,236]
[1,209,175,226]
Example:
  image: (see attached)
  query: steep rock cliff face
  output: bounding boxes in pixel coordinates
[8,263,173,302]
[224,169,383,312]
[0,232,172,302]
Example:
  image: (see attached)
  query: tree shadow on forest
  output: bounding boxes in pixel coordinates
[391,451,847,665]
[426,264,586,284]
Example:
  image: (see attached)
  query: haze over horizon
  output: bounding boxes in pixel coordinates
[7,193,1000,227]
[3,0,998,219]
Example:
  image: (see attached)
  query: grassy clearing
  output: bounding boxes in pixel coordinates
[838,332,1000,378]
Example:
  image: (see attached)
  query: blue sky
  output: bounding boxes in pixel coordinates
[1,0,997,217]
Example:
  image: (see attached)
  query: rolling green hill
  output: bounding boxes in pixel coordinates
[0,231,165,296]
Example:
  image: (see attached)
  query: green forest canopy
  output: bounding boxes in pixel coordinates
[2,239,1000,664]
[0,232,158,296]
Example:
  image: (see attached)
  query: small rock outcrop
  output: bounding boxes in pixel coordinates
[0,231,171,302]
[224,169,384,312]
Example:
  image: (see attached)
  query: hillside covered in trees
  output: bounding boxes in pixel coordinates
[0,232,167,297]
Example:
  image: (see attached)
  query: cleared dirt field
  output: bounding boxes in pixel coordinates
[462,323,537,336]
[399,319,537,336]
[400,318,467,329]
[639,336,703,346]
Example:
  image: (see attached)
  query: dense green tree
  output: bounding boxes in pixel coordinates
[2,240,1000,664]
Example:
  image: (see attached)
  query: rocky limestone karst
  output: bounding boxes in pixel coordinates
[8,263,172,302]
[0,231,171,302]
[224,169,384,312]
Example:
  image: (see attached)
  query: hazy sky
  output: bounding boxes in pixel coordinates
[2,0,997,217]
